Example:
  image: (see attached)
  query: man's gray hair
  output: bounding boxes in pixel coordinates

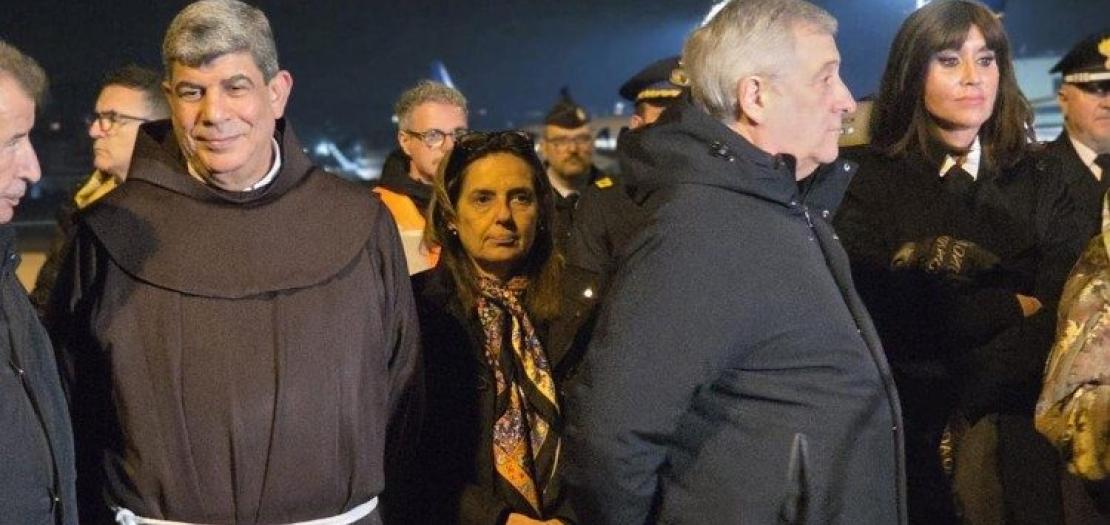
[162,0,279,81]
[0,40,47,105]
[683,0,837,123]
[394,81,468,129]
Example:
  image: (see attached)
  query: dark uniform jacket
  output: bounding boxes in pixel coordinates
[386,266,574,524]
[833,146,1086,524]
[563,99,906,524]
[1044,132,1105,242]
[548,171,645,379]
[46,120,421,524]
[550,166,604,250]
[0,226,77,525]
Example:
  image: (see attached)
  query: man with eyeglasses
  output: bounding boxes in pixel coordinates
[547,59,689,382]
[1044,29,1110,241]
[539,90,605,247]
[376,80,468,274]
[30,65,167,314]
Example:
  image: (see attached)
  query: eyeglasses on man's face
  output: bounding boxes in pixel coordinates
[544,134,593,149]
[87,110,151,133]
[402,127,470,149]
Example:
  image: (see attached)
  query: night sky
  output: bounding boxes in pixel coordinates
[0,0,1104,153]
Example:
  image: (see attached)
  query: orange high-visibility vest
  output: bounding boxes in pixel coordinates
[372,186,439,273]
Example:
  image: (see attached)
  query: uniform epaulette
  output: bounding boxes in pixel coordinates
[594,176,614,189]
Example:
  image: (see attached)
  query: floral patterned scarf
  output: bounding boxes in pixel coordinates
[476,275,561,512]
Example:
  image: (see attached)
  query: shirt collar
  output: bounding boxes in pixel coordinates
[938,136,982,179]
[1068,134,1103,180]
[547,169,580,198]
[187,137,282,191]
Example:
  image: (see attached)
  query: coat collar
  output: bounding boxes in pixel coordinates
[619,97,856,214]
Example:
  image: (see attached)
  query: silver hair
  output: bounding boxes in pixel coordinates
[0,40,47,105]
[683,0,837,123]
[394,80,468,129]
[162,0,279,81]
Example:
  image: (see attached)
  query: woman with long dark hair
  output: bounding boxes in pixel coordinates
[834,1,1086,522]
[387,131,569,524]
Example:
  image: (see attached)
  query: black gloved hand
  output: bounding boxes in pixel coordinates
[890,235,1000,282]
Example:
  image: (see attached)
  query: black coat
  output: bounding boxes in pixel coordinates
[563,99,906,525]
[0,226,77,525]
[833,146,1087,523]
[550,165,605,250]
[388,266,574,524]
[1044,132,1106,242]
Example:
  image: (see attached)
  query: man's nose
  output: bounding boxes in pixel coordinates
[440,134,457,151]
[199,92,228,123]
[88,118,105,139]
[838,78,857,114]
[18,141,41,184]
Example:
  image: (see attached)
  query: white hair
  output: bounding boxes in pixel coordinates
[683,0,837,123]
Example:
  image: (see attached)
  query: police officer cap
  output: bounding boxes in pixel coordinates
[1051,29,1110,84]
[619,55,687,103]
[545,87,590,128]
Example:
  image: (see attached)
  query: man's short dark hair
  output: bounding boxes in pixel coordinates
[102,64,169,119]
[0,40,47,105]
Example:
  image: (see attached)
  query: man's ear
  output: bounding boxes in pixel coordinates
[398,130,414,157]
[736,76,770,125]
[267,70,293,118]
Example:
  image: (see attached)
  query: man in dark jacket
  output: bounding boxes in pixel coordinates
[45,1,419,523]
[562,1,905,523]
[549,56,686,378]
[30,64,168,315]
[1043,30,1110,241]
[539,90,607,248]
[0,40,78,525]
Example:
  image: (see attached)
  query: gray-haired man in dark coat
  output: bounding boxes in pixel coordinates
[0,39,78,525]
[562,1,906,523]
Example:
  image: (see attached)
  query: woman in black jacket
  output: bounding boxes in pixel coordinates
[833,1,1086,523]
[388,131,570,524]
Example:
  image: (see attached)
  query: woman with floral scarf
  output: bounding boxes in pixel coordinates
[384,131,571,524]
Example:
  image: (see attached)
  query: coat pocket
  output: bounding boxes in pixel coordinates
[779,432,812,525]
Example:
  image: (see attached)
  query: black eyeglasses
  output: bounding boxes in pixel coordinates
[543,133,593,149]
[402,127,469,149]
[87,111,150,133]
[1069,80,1110,97]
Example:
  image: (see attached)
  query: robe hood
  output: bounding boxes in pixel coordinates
[82,119,378,298]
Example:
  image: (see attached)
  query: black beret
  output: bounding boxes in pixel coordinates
[1051,29,1110,83]
[544,87,590,128]
[619,55,687,103]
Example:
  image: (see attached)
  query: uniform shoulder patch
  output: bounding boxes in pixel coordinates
[594,176,614,189]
